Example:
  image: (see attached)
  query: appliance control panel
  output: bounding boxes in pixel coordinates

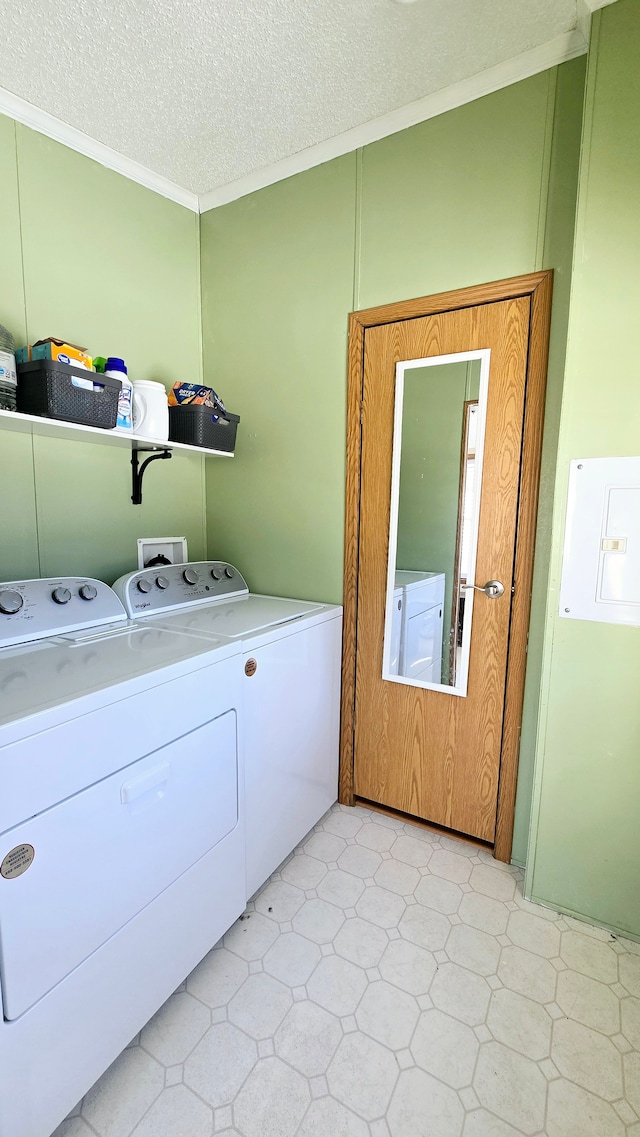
[113,562,249,617]
[0,578,128,649]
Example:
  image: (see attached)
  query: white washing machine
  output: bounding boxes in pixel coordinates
[113,561,343,899]
[395,570,446,683]
[0,576,245,1137]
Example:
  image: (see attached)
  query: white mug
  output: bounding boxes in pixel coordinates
[132,381,169,441]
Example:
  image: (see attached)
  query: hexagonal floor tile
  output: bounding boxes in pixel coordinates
[399,904,450,951]
[281,854,328,890]
[304,831,348,863]
[356,823,397,852]
[338,844,383,879]
[82,1046,164,1137]
[473,1041,547,1134]
[255,879,306,922]
[621,996,640,1049]
[428,849,473,884]
[619,951,640,997]
[390,834,434,869]
[187,946,249,1008]
[461,1108,526,1136]
[546,1078,626,1137]
[52,1120,95,1137]
[333,917,389,968]
[497,945,557,1004]
[468,863,516,902]
[183,1022,256,1107]
[507,910,561,958]
[234,1057,310,1137]
[263,930,321,986]
[292,898,345,944]
[307,954,367,1016]
[223,912,279,961]
[387,1067,464,1137]
[414,875,462,915]
[274,1001,342,1076]
[446,923,501,977]
[378,938,437,995]
[322,811,365,840]
[374,858,420,896]
[356,980,419,1049]
[228,973,291,1040]
[296,1096,369,1137]
[139,992,210,1066]
[411,1008,478,1088]
[551,1018,623,1101]
[328,1033,399,1121]
[560,930,618,983]
[317,869,365,909]
[431,963,491,1026]
[556,968,620,1035]
[356,886,406,929]
[486,988,551,1060]
[623,1051,640,1116]
[458,892,508,936]
[129,1086,212,1137]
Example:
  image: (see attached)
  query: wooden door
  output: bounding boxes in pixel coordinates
[342,274,553,858]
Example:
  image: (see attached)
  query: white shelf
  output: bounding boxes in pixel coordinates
[0,408,234,458]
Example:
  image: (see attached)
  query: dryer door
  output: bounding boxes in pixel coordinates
[0,710,237,1019]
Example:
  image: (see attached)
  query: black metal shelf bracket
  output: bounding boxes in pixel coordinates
[131,446,172,505]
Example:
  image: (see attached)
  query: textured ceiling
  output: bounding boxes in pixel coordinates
[0,0,579,196]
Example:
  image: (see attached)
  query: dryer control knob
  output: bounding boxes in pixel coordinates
[224,567,234,579]
[211,568,221,581]
[79,584,98,601]
[0,590,23,615]
[137,578,153,594]
[183,568,199,585]
[156,576,170,590]
[52,587,72,605]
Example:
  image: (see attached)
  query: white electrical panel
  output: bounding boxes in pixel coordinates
[559,457,640,626]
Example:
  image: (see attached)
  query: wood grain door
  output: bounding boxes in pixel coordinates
[353,296,531,844]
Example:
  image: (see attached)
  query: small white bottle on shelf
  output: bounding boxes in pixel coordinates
[106,357,133,431]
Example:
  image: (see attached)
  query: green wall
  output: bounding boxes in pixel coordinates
[527,0,640,937]
[201,60,586,865]
[0,118,207,585]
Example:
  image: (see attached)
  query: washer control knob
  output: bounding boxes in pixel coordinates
[0,590,24,615]
[156,576,170,590]
[183,568,199,585]
[79,584,98,601]
[137,578,153,594]
[52,587,72,605]
[211,568,221,581]
[224,567,234,579]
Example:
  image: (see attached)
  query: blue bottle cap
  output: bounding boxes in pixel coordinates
[106,356,127,374]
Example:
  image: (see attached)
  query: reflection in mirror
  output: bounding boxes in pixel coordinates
[382,350,490,698]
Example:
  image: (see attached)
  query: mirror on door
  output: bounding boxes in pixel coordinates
[382,350,491,697]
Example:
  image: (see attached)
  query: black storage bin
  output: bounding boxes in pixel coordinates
[169,405,240,452]
[17,360,122,429]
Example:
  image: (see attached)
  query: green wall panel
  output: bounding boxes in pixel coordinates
[0,122,205,585]
[528,0,640,936]
[32,437,205,583]
[202,156,357,603]
[0,115,39,580]
[357,73,552,309]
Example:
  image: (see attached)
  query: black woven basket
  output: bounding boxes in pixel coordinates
[169,405,239,452]
[17,360,122,429]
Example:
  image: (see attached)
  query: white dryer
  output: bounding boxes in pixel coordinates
[113,561,343,899]
[395,570,446,683]
[0,576,245,1137]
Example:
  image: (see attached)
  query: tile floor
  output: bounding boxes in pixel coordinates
[54,803,640,1137]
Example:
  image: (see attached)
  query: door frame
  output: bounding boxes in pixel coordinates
[339,270,553,863]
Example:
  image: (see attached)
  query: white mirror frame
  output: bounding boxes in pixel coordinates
[382,349,491,697]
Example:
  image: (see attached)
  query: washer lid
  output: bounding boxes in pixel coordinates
[395,570,445,591]
[0,624,236,728]
[144,594,325,639]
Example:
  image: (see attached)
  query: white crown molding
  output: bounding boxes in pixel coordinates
[0,85,199,213]
[198,27,589,213]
